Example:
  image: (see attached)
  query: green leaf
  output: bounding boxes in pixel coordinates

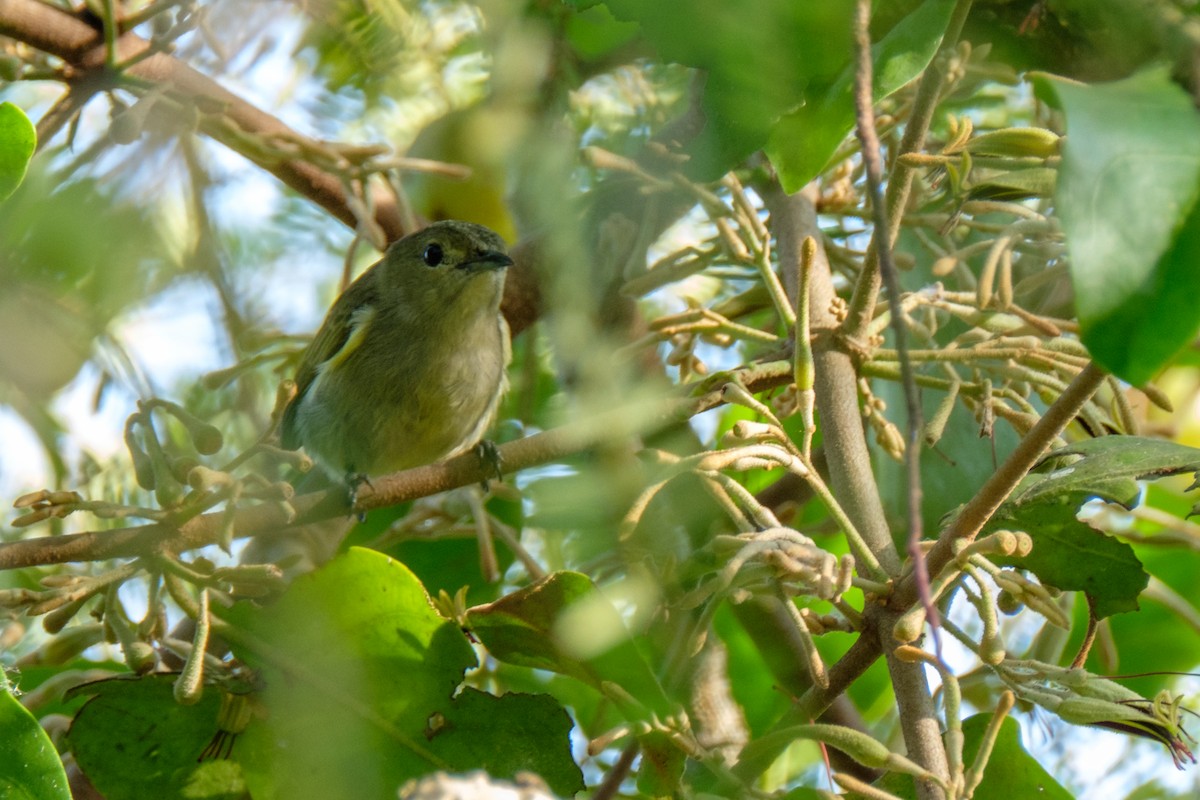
[425,688,584,796]
[1034,68,1200,384]
[467,571,674,720]
[0,672,70,800]
[966,166,1058,202]
[636,731,685,797]
[959,714,1074,799]
[1014,436,1200,508]
[66,675,241,800]
[872,714,1073,799]
[224,548,581,799]
[1067,492,1200,690]
[0,102,36,202]
[767,0,956,192]
[342,502,514,607]
[585,0,855,178]
[992,496,1146,618]
[988,436,1200,618]
[564,3,640,60]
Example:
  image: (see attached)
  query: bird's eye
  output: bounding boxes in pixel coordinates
[423,243,444,267]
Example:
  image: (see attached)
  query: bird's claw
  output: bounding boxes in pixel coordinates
[474,440,502,491]
[345,470,372,521]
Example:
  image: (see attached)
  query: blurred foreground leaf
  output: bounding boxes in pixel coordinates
[1035,67,1200,385]
[224,548,582,799]
[467,570,674,721]
[0,101,35,201]
[767,0,955,192]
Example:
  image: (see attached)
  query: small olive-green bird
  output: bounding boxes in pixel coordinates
[280,220,512,479]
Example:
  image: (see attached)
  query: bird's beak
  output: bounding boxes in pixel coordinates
[458,251,514,273]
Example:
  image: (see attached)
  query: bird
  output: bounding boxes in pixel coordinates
[279,220,512,483]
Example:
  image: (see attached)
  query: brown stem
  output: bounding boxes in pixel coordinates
[0,0,554,334]
[1071,595,1099,669]
[591,741,639,800]
[890,362,1107,611]
[851,4,947,795]
[843,0,975,337]
[731,353,1106,788]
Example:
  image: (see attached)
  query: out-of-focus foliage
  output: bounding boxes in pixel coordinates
[0,100,35,200]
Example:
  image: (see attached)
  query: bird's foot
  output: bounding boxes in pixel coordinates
[474,440,503,491]
[344,470,372,521]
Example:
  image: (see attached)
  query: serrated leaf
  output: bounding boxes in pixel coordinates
[1033,68,1200,384]
[992,497,1146,618]
[1016,436,1200,508]
[425,689,584,796]
[986,437,1200,618]
[0,102,36,202]
[467,571,673,720]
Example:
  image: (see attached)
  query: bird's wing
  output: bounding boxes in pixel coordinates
[280,275,379,449]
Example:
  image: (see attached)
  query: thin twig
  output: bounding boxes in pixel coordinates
[892,362,1108,610]
[1071,595,1099,669]
[844,0,975,336]
[851,0,935,656]
[591,740,639,800]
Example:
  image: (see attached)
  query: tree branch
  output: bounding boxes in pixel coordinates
[0,0,553,334]
[843,0,975,338]
[766,183,902,576]
[852,3,948,795]
[889,362,1107,611]
[0,364,794,571]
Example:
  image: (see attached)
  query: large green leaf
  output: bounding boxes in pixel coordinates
[992,496,1146,619]
[66,675,240,800]
[1010,437,1200,508]
[0,101,35,202]
[990,437,1200,618]
[1034,68,1200,384]
[224,548,582,799]
[960,714,1073,799]
[0,672,70,800]
[424,688,581,793]
[767,0,956,192]
[1066,486,1200,689]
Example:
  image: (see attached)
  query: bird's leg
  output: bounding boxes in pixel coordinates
[474,440,503,491]
[344,469,372,521]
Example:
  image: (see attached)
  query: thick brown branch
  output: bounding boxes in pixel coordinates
[767,183,902,576]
